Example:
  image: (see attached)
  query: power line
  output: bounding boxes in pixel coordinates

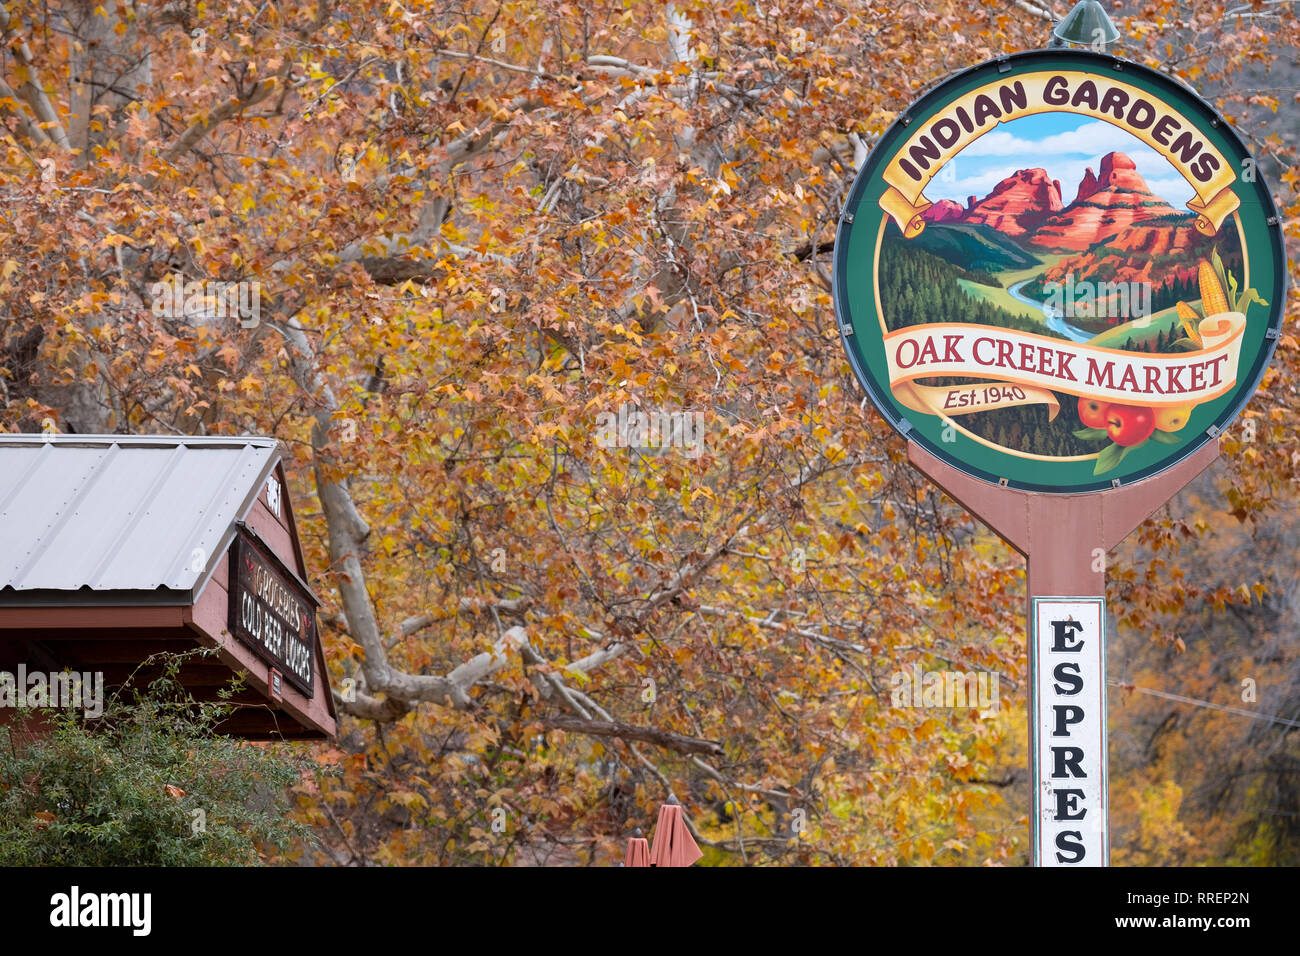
[1109,680,1300,730]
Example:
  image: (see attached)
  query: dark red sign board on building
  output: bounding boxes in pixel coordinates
[227,525,317,698]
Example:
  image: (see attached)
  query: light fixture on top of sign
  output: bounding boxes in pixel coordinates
[1052,1,1120,49]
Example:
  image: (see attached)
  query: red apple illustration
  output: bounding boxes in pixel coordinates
[1077,397,1111,429]
[1105,404,1155,446]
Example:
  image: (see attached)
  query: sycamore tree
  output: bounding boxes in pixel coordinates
[1,0,1297,865]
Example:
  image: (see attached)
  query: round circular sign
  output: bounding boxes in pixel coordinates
[834,50,1286,493]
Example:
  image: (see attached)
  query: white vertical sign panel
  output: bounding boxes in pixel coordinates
[1032,597,1108,867]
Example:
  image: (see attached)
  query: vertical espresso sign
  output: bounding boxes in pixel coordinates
[1032,598,1107,866]
[228,530,316,697]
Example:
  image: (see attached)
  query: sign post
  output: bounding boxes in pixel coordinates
[833,43,1285,865]
[907,438,1219,865]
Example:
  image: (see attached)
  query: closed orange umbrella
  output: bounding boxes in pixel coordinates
[648,803,702,867]
[624,836,650,867]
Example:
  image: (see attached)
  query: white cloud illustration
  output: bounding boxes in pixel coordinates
[928,147,1195,208]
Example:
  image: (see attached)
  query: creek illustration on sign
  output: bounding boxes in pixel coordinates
[834,50,1286,492]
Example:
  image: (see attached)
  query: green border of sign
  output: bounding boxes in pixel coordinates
[834,49,1287,493]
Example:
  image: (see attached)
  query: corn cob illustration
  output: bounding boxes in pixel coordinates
[1198,259,1229,316]
[1175,301,1203,346]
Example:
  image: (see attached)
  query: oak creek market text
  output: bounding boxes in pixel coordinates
[891,326,1236,404]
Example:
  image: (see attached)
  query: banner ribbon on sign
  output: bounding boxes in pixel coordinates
[883,312,1247,421]
[878,70,1241,240]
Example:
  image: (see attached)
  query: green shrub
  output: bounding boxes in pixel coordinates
[0,650,318,866]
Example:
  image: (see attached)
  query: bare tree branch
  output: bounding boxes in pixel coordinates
[1012,0,1056,21]
[0,76,52,146]
[0,5,70,149]
[160,72,287,166]
[538,716,725,755]
[398,595,533,638]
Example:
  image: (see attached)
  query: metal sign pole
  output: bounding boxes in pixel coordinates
[907,438,1220,865]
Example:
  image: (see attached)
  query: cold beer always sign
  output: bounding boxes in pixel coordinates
[228,527,318,697]
[833,50,1284,493]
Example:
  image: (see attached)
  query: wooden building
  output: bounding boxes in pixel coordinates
[0,434,335,738]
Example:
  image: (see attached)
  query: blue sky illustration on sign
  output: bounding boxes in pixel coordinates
[928,113,1194,210]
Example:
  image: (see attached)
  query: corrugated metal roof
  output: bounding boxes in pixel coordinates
[0,435,280,599]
